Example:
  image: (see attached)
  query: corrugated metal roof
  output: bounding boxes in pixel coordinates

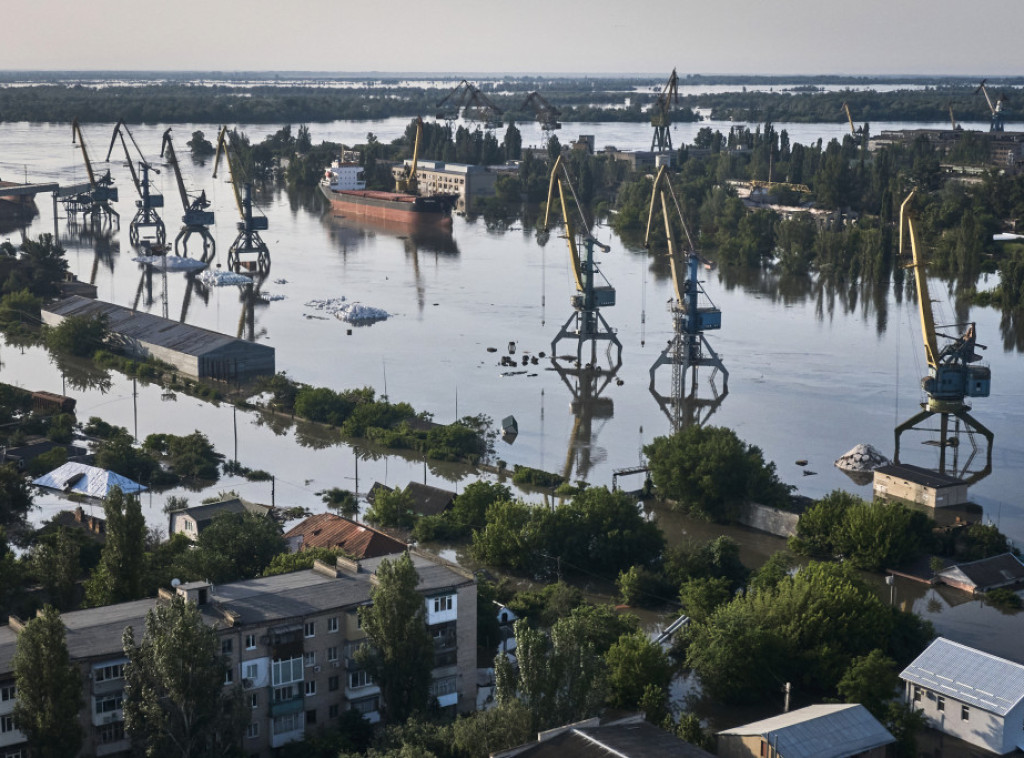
[717,704,894,758]
[33,461,147,498]
[900,637,1024,716]
[937,553,1024,591]
[874,462,964,488]
[43,296,272,358]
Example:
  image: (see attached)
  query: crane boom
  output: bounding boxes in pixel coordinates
[161,128,192,213]
[395,117,422,194]
[899,191,940,369]
[213,125,246,220]
[71,118,99,189]
[841,102,856,136]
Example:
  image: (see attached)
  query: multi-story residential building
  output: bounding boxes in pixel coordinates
[0,550,476,757]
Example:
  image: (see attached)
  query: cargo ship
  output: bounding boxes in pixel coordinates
[319,161,456,226]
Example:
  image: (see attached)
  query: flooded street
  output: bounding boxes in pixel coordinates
[1,118,1022,551]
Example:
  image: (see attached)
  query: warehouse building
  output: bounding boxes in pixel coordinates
[41,296,274,381]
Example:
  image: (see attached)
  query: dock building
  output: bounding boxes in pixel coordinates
[41,296,275,381]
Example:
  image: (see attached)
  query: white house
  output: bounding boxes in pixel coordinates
[900,637,1024,754]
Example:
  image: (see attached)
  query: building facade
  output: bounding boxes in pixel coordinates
[391,160,503,211]
[872,463,969,508]
[0,551,476,757]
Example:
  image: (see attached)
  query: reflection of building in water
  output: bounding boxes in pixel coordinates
[551,361,616,484]
[392,160,512,212]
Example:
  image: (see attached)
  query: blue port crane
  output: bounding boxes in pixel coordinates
[544,155,622,370]
[975,79,1007,133]
[106,119,165,246]
[644,165,727,429]
[213,126,270,274]
[161,128,216,258]
[894,190,993,482]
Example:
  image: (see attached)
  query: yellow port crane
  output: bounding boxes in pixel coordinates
[213,126,270,273]
[65,118,119,225]
[650,68,679,153]
[395,117,423,194]
[894,190,993,482]
[945,100,960,131]
[975,79,1007,132]
[544,155,621,369]
[840,101,857,136]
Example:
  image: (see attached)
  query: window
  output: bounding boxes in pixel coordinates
[304,651,316,668]
[246,722,260,739]
[273,713,301,735]
[98,721,125,744]
[327,617,338,633]
[271,657,303,686]
[224,668,234,685]
[760,741,767,758]
[306,708,317,725]
[304,621,315,638]
[937,696,945,712]
[429,676,457,697]
[94,663,125,682]
[245,634,257,650]
[0,715,14,734]
[273,684,298,703]
[304,680,317,696]
[349,669,373,689]
[432,595,453,613]
[222,639,233,655]
[913,686,922,702]
[244,663,259,681]
[329,704,339,719]
[962,705,970,721]
[351,695,379,716]
[250,693,259,709]
[328,676,339,692]
[327,646,338,662]
[95,693,124,715]
[0,684,14,701]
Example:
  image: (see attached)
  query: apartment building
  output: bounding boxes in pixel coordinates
[0,550,477,757]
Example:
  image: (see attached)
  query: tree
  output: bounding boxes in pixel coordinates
[31,526,81,610]
[644,425,791,520]
[0,463,33,537]
[45,313,108,357]
[356,553,433,723]
[122,594,244,758]
[837,649,899,720]
[365,487,417,529]
[85,486,146,606]
[604,631,673,711]
[12,605,82,758]
[178,511,285,584]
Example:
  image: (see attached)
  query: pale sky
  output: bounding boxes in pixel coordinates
[3,0,1022,76]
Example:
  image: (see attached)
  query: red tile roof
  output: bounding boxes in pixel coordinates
[283,513,406,559]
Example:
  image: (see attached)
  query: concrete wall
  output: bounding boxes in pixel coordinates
[737,503,800,538]
[904,681,1023,754]
[874,472,968,508]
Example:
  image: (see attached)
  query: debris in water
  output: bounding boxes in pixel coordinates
[304,298,389,324]
[200,269,252,287]
[835,444,890,473]
[795,459,808,466]
[487,347,498,353]
[133,254,208,272]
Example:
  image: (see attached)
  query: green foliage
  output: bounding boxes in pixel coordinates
[45,413,74,444]
[749,550,796,594]
[30,527,81,610]
[412,481,511,543]
[984,588,1023,611]
[510,465,565,488]
[45,314,108,357]
[163,431,223,480]
[644,425,791,520]
[12,605,82,758]
[958,523,1011,561]
[187,130,215,157]
[604,631,674,710]
[471,487,665,580]
[678,576,733,624]
[122,594,244,757]
[82,416,124,439]
[318,487,360,519]
[84,487,147,606]
[505,581,585,628]
[178,511,285,583]
[685,561,933,704]
[450,701,534,757]
[0,234,68,299]
[616,564,676,608]
[93,429,166,485]
[837,649,900,720]
[356,553,434,724]
[0,288,41,326]
[366,487,417,529]
[0,462,33,533]
[264,547,351,577]
[663,535,749,590]
[790,490,934,570]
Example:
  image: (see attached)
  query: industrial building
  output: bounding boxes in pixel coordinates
[391,160,504,211]
[0,551,477,757]
[872,463,969,508]
[41,296,275,381]
[869,129,1024,169]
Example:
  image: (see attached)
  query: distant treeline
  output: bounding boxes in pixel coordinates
[0,78,1019,125]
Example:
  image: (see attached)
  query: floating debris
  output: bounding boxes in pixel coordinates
[486,347,498,353]
[835,443,890,486]
[795,459,809,466]
[259,292,285,302]
[132,254,207,272]
[501,370,528,377]
[200,269,252,287]
[304,297,390,324]
[274,278,289,285]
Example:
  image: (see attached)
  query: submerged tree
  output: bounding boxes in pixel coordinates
[12,605,82,758]
[84,486,147,606]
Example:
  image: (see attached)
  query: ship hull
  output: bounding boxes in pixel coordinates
[319,185,455,226]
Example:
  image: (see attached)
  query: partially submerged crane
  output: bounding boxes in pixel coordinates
[213,126,270,273]
[65,119,119,226]
[650,69,679,153]
[544,155,622,369]
[975,79,1006,132]
[394,117,423,194]
[436,80,504,129]
[894,190,993,482]
[521,91,562,131]
[644,165,727,429]
[161,128,216,258]
[106,119,165,246]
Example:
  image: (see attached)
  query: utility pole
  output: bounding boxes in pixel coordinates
[783,682,791,713]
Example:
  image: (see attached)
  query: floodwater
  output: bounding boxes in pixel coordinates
[0,118,1022,554]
